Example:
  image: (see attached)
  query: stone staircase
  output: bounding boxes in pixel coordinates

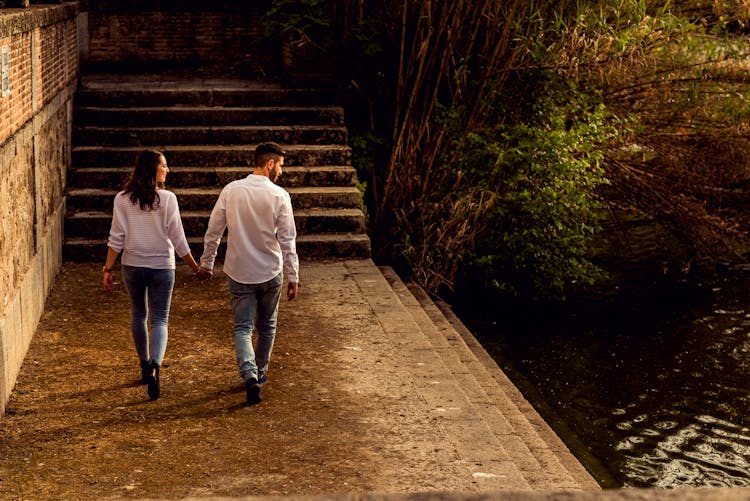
[359,263,600,491]
[63,75,371,261]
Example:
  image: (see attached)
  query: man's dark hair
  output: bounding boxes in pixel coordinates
[254,142,286,167]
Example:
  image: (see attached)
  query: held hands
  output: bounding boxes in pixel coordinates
[195,267,213,282]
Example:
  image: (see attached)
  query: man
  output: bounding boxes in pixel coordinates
[198,142,299,405]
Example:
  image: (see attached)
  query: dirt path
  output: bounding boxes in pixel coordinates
[0,261,471,500]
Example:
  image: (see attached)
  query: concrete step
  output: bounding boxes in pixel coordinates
[75,84,341,107]
[72,125,348,146]
[65,186,362,212]
[433,298,603,491]
[344,260,534,490]
[64,208,365,238]
[62,232,371,261]
[74,106,345,126]
[400,276,597,490]
[67,166,358,189]
[379,267,563,490]
[72,144,351,167]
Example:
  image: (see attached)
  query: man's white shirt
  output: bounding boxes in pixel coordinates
[200,174,299,284]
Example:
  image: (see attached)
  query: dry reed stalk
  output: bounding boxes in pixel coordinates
[403,190,498,292]
[376,0,525,257]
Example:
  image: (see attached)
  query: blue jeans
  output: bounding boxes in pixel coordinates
[227,273,283,383]
[122,266,175,365]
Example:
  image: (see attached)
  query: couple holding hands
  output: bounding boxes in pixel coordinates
[101,142,298,406]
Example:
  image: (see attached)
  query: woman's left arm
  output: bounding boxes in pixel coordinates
[180,251,201,274]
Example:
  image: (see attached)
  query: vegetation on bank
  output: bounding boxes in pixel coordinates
[266,0,750,301]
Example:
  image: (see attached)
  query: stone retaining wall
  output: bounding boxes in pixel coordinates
[0,3,78,415]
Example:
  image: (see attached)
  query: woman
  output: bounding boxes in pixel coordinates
[102,149,200,400]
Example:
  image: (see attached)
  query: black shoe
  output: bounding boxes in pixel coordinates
[147,361,160,400]
[245,377,261,405]
[258,371,268,385]
[140,360,151,385]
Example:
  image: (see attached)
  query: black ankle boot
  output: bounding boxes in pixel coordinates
[245,377,261,405]
[140,360,150,385]
[147,361,160,400]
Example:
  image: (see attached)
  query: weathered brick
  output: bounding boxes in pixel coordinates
[85,9,279,77]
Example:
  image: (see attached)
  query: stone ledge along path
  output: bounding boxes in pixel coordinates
[0,259,600,499]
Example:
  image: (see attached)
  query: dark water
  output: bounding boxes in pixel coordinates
[459,273,750,488]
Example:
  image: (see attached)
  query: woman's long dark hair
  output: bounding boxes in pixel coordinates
[123,150,163,211]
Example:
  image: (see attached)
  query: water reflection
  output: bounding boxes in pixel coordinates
[615,412,750,487]
[464,274,750,487]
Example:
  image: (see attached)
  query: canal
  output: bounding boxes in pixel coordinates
[458,271,750,488]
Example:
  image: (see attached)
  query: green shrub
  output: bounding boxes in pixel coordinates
[411,82,619,299]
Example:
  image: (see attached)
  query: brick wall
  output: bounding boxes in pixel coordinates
[83,0,282,78]
[0,3,78,415]
[0,30,32,142]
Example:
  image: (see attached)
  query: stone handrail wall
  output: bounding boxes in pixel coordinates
[0,3,78,414]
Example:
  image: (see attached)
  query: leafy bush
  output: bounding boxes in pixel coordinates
[400,82,617,299]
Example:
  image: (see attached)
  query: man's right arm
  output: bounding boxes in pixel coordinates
[200,190,228,272]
